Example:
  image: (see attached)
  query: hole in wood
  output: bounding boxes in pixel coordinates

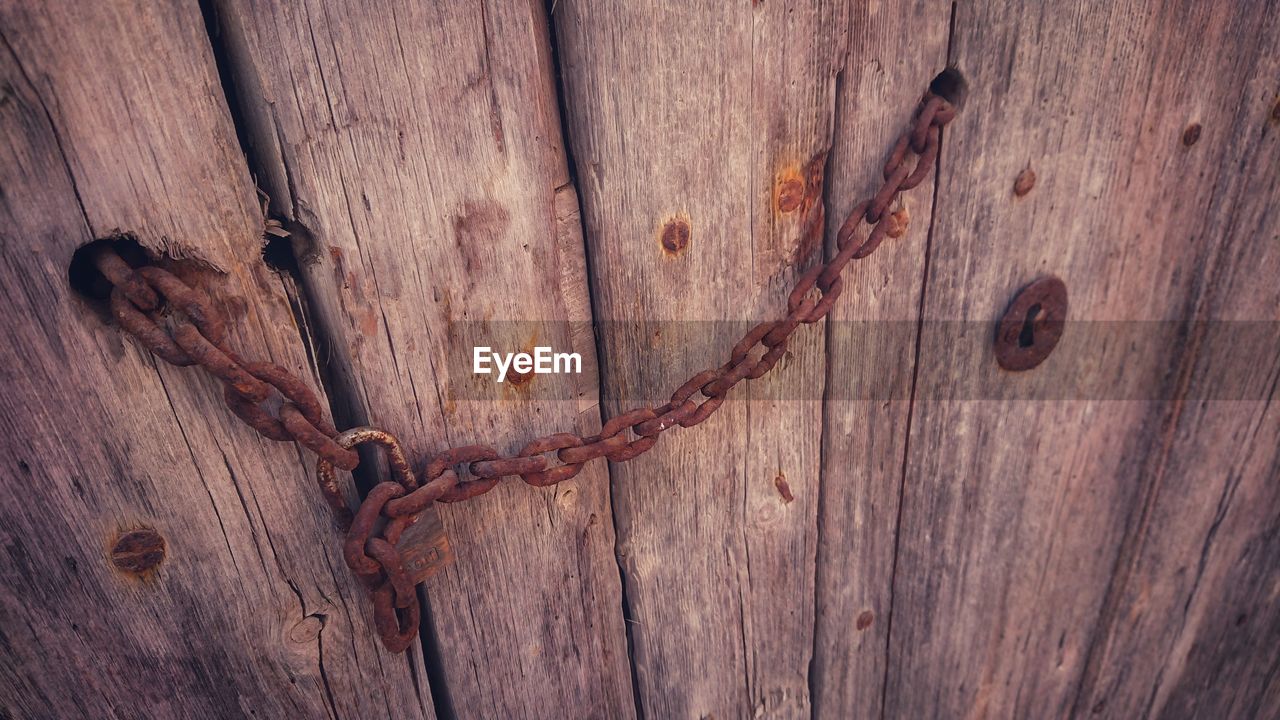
[262,217,320,274]
[67,236,151,305]
[930,67,969,109]
[261,230,299,275]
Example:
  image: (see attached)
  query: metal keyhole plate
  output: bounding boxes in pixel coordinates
[994,276,1068,371]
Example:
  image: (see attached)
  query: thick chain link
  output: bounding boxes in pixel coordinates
[94,88,955,653]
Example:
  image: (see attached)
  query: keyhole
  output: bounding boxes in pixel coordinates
[1018,303,1042,348]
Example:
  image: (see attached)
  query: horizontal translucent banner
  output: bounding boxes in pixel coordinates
[419,321,1280,402]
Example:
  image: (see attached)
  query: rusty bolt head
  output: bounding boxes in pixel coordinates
[110,527,166,574]
[994,276,1068,371]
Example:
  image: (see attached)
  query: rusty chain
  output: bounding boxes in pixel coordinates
[92,88,955,653]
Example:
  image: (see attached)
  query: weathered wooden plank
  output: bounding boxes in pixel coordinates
[885,1,1280,718]
[0,1,430,717]
[204,0,635,716]
[809,1,952,717]
[555,2,844,716]
[1070,7,1280,716]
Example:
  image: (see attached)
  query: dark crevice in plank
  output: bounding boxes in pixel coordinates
[544,3,646,719]
[599,391,648,718]
[1069,304,1225,718]
[415,591,455,720]
[544,2,582,195]
[194,3,443,718]
[1252,646,1280,718]
[197,0,336,400]
[809,66,844,713]
[878,6,960,720]
[315,618,343,720]
[602,441,648,718]
[194,0,360,495]
[876,88,946,720]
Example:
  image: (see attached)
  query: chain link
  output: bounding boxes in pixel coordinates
[93,88,955,653]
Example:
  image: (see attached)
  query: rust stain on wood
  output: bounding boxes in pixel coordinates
[788,151,829,264]
[775,170,806,214]
[504,330,541,390]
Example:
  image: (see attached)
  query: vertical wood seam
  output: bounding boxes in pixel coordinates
[877,6,960,719]
[544,4,646,716]
[809,67,841,716]
[191,3,442,716]
[193,6,378,716]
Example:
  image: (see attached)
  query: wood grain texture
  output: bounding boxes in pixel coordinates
[809,1,951,718]
[885,1,1280,718]
[0,1,431,717]
[204,0,635,716]
[555,2,843,717]
[1071,5,1280,717]
[4,2,1278,716]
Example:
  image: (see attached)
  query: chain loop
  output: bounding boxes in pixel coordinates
[384,469,459,517]
[518,433,586,486]
[343,482,406,578]
[372,584,419,654]
[599,407,660,461]
[366,538,416,609]
[428,445,501,502]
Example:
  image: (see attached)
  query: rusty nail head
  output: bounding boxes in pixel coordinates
[1181,123,1202,146]
[660,217,691,255]
[995,276,1068,371]
[1013,167,1036,197]
[110,527,166,574]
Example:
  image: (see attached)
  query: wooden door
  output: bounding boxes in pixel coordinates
[2,1,1277,718]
